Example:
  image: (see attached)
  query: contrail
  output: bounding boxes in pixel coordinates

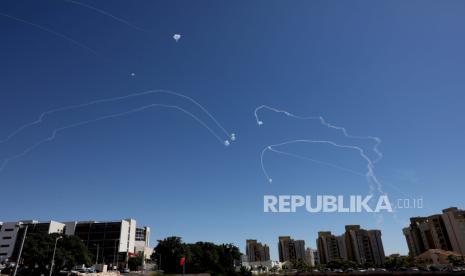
[0,89,235,146]
[63,0,149,32]
[261,140,383,195]
[0,103,228,173]
[255,105,385,196]
[255,106,427,223]
[264,146,417,201]
[262,141,420,228]
[0,12,98,55]
[254,105,382,163]
[265,147,366,177]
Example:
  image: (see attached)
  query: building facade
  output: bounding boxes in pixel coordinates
[442,207,465,256]
[246,239,270,262]
[317,225,385,265]
[403,207,465,257]
[278,236,306,263]
[134,226,153,260]
[305,247,315,266]
[67,219,137,266]
[0,220,65,262]
[316,231,342,264]
[344,225,385,266]
[0,218,149,267]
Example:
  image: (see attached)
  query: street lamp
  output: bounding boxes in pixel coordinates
[12,223,29,276]
[93,243,100,267]
[49,236,62,276]
[113,239,119,269]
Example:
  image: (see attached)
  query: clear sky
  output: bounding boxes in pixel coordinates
[1,0,465,260]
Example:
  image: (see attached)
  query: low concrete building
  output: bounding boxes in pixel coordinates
[240,259,282,274]
[415,249,465,265]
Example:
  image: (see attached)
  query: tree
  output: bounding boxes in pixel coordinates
[153,236,187,274]
[448,255,465,267]
[384,255,413,270]
[128,253,144,271]
[238,266,252,276]
[54,235,92,272]
[326,259,345,270]
[152,237,241,275]
[291,258,310,272]
[20,232,92,275]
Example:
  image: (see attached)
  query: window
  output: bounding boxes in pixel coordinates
[0,245,8,248]
[2,237,12,240]
[4,229,14,232]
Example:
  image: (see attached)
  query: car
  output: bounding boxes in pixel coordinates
[0,266,13,275]
[334,268,343,273]
[86,267,97,273]
[121,268,130,273]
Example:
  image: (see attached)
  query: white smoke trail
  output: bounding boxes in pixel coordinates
[254,105,382,163]
[255,105,387,198]
[265,147,366,177]
[261,140,382,195]
[0,12,98,55]
[0,89,235,145]
[255,106,427,227]
[262,140,389,228]
[63,0,149,33]
[0,103,228,173]
[265,146,419,202]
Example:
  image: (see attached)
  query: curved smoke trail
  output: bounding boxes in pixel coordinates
[254,105,382,163]
[0,89,235,145]
[255,105,387,198]
[0,103,229,173]
[261,140,383,195]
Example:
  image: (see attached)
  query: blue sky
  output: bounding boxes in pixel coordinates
[1,0,465,260]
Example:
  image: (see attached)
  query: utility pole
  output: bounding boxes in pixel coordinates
[12,223,28,276]
[49,236,62,276]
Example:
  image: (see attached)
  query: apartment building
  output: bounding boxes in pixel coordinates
[316,231,342,264]
[404,207,465,257]
[278,236,306,263]
[442,207,465,256]
[245,239,270,262]
[317,225,385,265]
[344,225,385,265]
